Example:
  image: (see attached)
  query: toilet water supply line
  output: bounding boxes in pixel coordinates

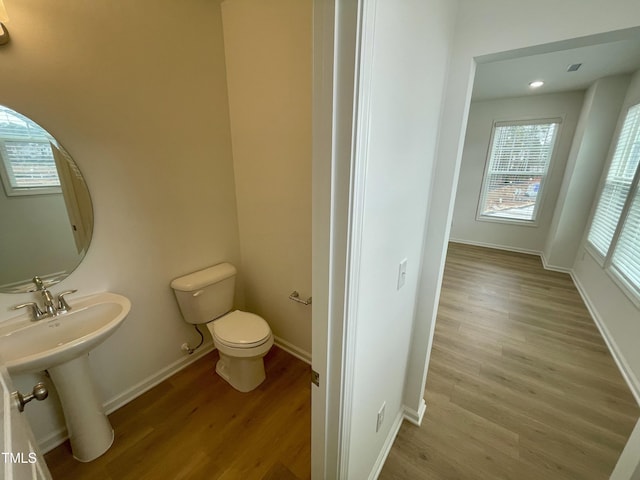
[181,325,205,355]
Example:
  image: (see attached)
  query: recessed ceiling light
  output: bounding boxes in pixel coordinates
[529,80,545,88]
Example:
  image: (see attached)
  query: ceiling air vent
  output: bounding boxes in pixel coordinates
[567,63,582,72]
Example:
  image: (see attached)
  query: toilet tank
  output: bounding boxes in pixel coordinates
[170,263,237,325]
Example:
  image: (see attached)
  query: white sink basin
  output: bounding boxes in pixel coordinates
[0,292,130,374]
[0,291,130,462]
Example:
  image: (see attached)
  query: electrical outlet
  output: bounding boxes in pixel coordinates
[397,259,408,290]
[376,402,386,432]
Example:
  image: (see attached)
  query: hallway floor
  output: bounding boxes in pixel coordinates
[45,347,311,480]
[380,242,639,479]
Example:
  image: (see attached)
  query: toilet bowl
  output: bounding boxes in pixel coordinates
[170,263,274,392]
[208,310,274,392]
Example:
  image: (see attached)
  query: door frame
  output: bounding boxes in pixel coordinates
[311,0,362,477]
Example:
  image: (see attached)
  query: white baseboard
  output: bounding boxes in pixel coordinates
[450,239,640,405]
[403,399,427,426]
[449,238,542,256]
[39,343,216,453]
[103,343,216,415]
[571,273,640,405]
[39,338,310,454]
[39,427,68,454]
[539,252,573,274]
[365,402,430,478]
[365,401,429,478]
[368,409,405,480]
[274,336,311,364]
[450,238,571,274]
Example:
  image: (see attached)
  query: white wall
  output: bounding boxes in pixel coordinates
[573,69,640,394]
[343,0,457,477]
[0,0,241,449]
[406,0,640,439]
[545,75,630,269]
[0,192,79,287]
[450,92,584,252]
[221,0,313,359]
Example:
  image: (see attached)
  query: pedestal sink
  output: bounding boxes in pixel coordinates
[0,292,131,462]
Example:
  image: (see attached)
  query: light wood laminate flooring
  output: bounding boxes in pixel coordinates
[380,242,639,480]
[45,347,311,480]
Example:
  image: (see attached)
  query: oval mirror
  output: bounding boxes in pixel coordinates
[0,105,93,293]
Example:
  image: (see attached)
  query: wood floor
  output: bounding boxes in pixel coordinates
[44,347,311,480]
[380,243,640,480]
[44,243,639,479]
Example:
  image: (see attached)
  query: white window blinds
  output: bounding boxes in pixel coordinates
[586,102,640,300]
[2,141,60,188]
[0,105,60,195]
[478,120,560,222]
[588,103,640,257]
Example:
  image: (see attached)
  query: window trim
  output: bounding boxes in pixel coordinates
[476,117,563,226]
[606,265,640,310]
[606,173,640,295]
[0,137,62,197]
[585,100,640,306]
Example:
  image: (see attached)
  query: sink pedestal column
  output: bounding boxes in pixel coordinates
[47,354,114,462]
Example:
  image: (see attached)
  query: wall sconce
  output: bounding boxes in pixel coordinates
[0,0,9,46]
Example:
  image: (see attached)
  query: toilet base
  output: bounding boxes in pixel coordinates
[216,352,266,392]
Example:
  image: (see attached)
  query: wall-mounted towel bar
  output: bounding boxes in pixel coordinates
[289,291,312,306]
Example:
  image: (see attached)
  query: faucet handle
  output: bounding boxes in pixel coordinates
[56,290,78,312]
[12,302,45,321]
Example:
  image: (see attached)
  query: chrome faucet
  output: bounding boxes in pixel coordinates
[12,276,77,321]
[34,276,56,316]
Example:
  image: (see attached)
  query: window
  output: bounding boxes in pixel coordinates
[612,189,640,291]
[587,103,640,298]
[0,105,60,196]
[477,119,561,223]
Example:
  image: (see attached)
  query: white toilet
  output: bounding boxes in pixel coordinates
[171,263,273,392]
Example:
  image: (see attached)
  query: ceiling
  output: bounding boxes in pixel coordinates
[472,34,640,101]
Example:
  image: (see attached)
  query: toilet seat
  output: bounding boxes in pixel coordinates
[210,310,271,349]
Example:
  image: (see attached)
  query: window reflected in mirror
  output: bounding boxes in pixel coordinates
[0,105,93,293]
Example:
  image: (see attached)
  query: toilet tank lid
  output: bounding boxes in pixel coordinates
[171,263,237,292]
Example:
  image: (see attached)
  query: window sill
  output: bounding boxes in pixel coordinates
[2,186,61,197]
[583,244,640,309]
[475,215,539,227]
